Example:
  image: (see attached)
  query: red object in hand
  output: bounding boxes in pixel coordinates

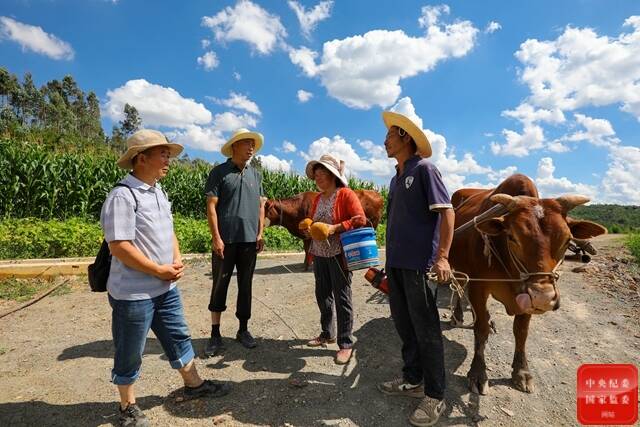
[364,267,388,294]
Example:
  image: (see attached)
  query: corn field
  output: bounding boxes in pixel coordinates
[1,140,387,220]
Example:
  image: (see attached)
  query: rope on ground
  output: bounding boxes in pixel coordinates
[253,278,301,340]
[0,278,71,320]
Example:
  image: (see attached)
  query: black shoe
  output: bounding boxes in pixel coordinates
[184,380,232,400]
[204,336,224,357]
[118,403,149,427]
[236,330,257,349]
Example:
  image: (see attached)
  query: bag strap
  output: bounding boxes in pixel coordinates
[114,183,138,212]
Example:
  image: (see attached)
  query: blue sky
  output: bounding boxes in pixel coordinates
[1,0,639,204]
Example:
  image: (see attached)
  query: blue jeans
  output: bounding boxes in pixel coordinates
[109,287,195,385]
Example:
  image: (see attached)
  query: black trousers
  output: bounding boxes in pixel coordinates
[387,267,445,400]
[208,242,257,321]
[313,255,354,349]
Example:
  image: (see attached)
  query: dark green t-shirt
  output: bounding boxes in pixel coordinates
[204,159,264,244]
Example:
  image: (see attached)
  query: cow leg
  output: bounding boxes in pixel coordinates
[511,313,534,393]
[467,290,491,395]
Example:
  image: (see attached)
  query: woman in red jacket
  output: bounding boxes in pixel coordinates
[304,154,366,364]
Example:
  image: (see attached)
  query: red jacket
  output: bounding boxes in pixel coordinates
[310,187,366,231]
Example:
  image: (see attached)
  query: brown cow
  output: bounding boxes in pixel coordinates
[449,174,606,395]
[264,190,384,269]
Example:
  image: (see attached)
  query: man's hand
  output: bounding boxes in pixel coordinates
[155,263,185,281]
[432,257,452,283]
[256,234,265,253]
[212,236,225,259]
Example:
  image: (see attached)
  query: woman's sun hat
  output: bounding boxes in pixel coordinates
[117,129,183,169]
[382,111,432,158]
[305,154,349,187]
[221,128,264,158]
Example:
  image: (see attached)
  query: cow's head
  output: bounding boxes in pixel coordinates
[264,199,280,227]
[475,194,607,315]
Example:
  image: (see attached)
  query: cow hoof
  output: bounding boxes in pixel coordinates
[468,371,490,395]
[512,370,535,393]
[469,378,490,395]
[450,316,463,327]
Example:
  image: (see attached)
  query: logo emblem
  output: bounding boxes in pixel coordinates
[405,176,414,189]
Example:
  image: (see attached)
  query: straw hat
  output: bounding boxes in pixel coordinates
[220,128,264,158]
[382,111,432,158]
[305,154,349,187]
[117,129,183,169]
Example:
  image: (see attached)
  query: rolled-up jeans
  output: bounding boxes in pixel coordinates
[109,287,195,385]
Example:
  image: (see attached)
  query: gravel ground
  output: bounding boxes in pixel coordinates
[0,234,638,426]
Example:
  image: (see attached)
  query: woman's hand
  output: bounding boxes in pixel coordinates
[350,215,366,227]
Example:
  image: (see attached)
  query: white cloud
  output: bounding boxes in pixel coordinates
[104,79,212,128]
[418,5,450,28]
[515,17,640,119]
[484,21,501,34]
[490,124,545,157]
[213,92,261,116]
[166,125,226,152]
[202,0,287,55]
[0,16,74,60]
[601,145,640,204]
[233,71,242,80]
[212,111,257,132]
[301,135,396,177]
[201,39,211,49]
[502,103,565,127]
[289,5,478,109]
[297,89,313,103]
[564,114,619,147]
[535,157,597,199]
[493,16,640,158]
[288,0,333,39]
[282,140,297,153]
[197,51,219,70]
[258,154,293,172]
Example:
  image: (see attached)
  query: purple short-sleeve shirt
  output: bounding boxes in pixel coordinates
[386,156,452,272]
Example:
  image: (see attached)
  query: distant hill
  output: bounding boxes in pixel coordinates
[571,204,640,233]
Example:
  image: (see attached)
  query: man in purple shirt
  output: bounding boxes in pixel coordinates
[377,111,455,427]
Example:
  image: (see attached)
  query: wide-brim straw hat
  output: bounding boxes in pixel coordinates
[382,111,432,158]
[117,129,183,169]
[305,154,349,187]
[220,128,264,158]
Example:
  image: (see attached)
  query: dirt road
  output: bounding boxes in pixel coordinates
[0,235,638,426]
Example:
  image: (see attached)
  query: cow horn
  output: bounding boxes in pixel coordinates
[556,195,590,212]
[490,193,519,211]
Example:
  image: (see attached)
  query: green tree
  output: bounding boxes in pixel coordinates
[120,103,141,137]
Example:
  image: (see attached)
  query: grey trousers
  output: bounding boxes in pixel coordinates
[313,255,354,349]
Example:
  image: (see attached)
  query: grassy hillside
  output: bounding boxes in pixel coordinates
[571,204,640,233]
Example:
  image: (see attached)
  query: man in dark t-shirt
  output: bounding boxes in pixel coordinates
[203,128,266,357]
[377,111,455,427]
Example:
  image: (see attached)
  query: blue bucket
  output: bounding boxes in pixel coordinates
[340,227,380,271]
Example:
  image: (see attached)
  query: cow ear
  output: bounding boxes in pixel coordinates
[475,217,505,236]
[567,217,608,239]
